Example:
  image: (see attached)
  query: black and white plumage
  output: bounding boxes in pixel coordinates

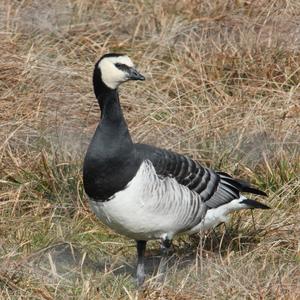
[83,53,269,286]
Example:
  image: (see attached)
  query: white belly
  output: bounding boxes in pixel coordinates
[89,160,206,241]
[89,197,170,240]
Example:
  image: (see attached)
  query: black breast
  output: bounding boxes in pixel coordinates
[83,124,141,201]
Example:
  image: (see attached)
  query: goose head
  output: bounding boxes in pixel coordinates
[94,53,145,90]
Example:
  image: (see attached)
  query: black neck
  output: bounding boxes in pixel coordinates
[99,86,125,125]
[83,63,140,201]
[93,67,126,125]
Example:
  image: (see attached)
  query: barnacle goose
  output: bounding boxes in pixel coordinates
[83,53,269,286]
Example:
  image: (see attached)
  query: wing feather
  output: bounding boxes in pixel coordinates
[134,143,266,209]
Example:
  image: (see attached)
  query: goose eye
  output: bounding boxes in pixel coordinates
[115,63,129,72]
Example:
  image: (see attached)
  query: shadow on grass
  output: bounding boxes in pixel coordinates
[28,222,266,285]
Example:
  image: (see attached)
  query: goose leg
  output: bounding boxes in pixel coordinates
[136,240,147,287]
[157,237,172,282]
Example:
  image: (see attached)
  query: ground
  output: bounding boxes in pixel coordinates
[0,0,299,299]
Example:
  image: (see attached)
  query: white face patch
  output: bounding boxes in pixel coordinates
[98,55,134,89]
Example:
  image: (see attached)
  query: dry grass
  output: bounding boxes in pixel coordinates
[0,0,299,299]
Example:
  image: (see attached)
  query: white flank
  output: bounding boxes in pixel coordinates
[187,196,249,234]
[89,160,206,241]
[98,55,134,89]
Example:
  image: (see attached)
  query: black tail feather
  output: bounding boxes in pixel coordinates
[241,198,271,209]
[239,186,268,197]
[235,179,268,197]
[217,173,268,197]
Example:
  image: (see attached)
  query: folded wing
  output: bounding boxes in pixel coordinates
[134,143,267,209]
